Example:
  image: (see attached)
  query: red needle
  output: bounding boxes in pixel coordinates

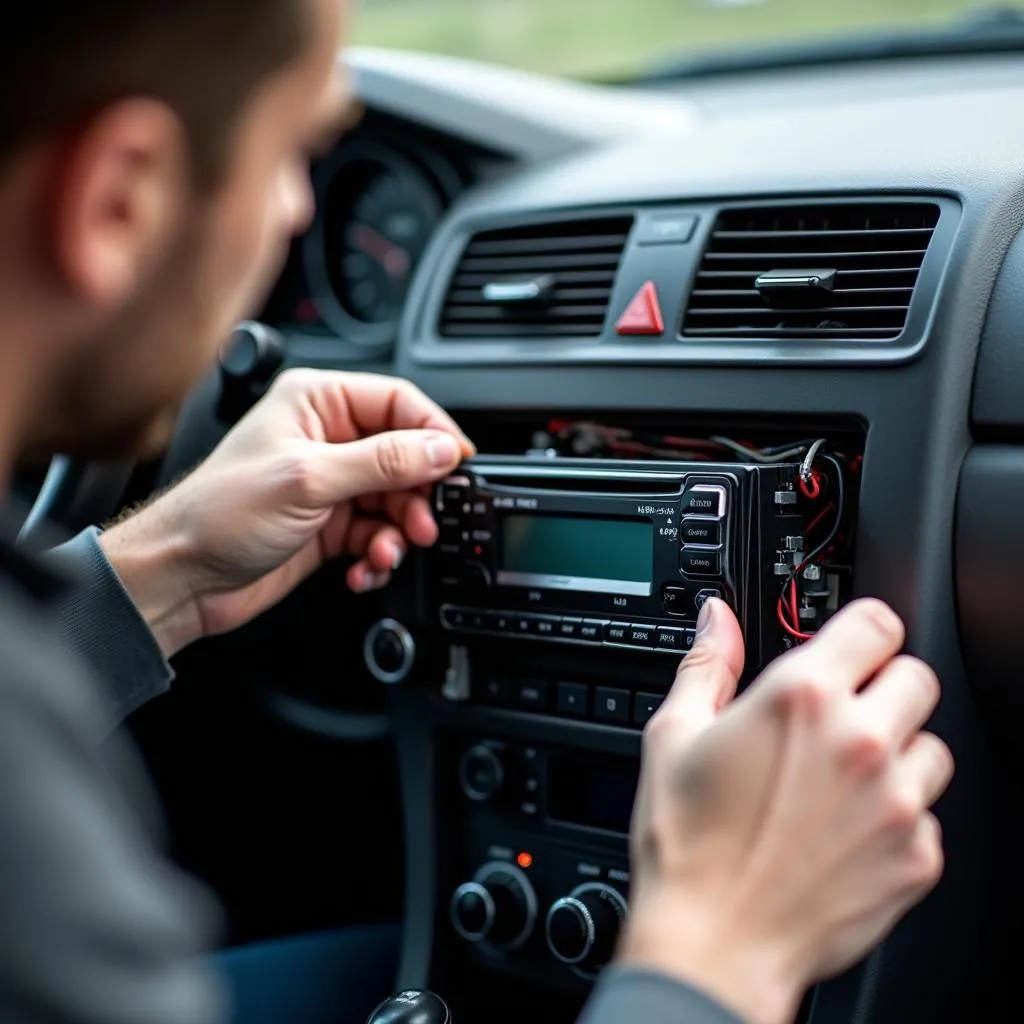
[349,223,411,279]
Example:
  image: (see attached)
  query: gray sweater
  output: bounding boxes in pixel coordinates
[0,523,741,1024]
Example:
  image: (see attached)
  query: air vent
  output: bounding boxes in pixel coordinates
[439,216,633,338]
[682,201,941,341]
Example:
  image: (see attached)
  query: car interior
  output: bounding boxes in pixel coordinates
[17,3,1024,1021]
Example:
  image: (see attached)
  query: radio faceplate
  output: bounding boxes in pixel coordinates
[430,455,791,670]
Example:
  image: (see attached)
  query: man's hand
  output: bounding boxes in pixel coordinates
[100,369,475,656]
[618,597,952,1024]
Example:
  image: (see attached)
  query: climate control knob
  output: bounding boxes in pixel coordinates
[450,861,537,950]
[545,882,627,973]
[458,744,505,802]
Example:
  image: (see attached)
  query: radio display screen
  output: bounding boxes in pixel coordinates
[497,514,653,596]
[548,753,640,835]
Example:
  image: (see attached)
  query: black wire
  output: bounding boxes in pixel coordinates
[778,452,846,614]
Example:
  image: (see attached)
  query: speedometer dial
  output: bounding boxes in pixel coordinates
[306,143,445,349]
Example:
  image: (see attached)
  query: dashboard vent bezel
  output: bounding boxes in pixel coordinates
[437,214,634,340]
[681,199,942,343]
[406,195,961,369]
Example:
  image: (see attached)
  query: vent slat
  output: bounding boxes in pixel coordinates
[682,201,940,342]
[683,326,899,338]
[440,216,632,340]
[465,233,630,256]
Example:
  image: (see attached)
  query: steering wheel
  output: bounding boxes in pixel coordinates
[18,323,394,743]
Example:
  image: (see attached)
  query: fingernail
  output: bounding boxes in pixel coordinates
[696,597,716,636]
[426,434,459,469]
[391,546,404,571]
[362,572,389,592]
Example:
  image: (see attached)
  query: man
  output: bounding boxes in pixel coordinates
[0,2,951,1023]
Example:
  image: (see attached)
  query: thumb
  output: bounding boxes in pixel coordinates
[657,598,746,742]
[315,429,464,503]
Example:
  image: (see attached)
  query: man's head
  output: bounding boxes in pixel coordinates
[0,0,351,464]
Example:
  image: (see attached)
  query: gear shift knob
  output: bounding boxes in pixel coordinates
[366,990,451,1024]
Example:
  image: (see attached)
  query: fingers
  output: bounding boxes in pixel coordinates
[312,429,465,505]
[652,599,746,744]
[897,732,954,809]
[857,655,940,749]
[275,369,475,455]
[769,598,905,693]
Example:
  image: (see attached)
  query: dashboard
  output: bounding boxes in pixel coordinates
[253,45,1024,1024]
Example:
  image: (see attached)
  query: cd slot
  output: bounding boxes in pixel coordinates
[476,473,684,496]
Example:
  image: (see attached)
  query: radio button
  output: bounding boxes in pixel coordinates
[627,624,657,647]
[491,611,515,632]
[480,677,509,705]
[680,517,721,545]
[604,622,630,644]
[556,618,582,639]
[511,615,536,636]
[654,626,686,651]
[515,679,548,709]
[680,547,722,577]
[556,681,589,717]
[442,606,470,629]
[579,620,606,642]
[682,485,727,518]
[464,562,492,592]
[694,587,723,610]
[594,687,631,724]
[661,585,695,618]
[634,692,665,726]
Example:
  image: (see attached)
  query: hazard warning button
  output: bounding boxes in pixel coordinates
[615,281,665,336]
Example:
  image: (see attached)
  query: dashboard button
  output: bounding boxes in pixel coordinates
[511,615,535,636]
[627,624,657,647]
[556,618,582,639]
[694,587,723,610]
[680,548,722,577]
[515,679,548,709]
[442,606,469,629]
[635,212,697,246]
[480,677,508,705]
[661,584,695,618]
[594,687,631,724]
[557,681,589,717]
[682,486,726,518]
[654,626,686,652]
[534,617,558,637]
[491,611,515,632]
[680,517,721,545]
[579,620,605,642]
[634,692,665,725]
[604,622,630,644]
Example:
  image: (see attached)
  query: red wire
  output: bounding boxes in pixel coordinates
[804,501,835,535]
[777,578,815,641]
[799,471,822,499]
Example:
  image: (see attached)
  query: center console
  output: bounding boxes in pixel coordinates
[367,424,860,1022]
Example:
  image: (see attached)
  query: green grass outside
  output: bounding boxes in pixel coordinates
[352,0,1024,79]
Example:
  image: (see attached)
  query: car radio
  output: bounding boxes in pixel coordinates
[429,454,815,674]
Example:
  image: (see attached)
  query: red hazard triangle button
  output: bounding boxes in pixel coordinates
[615,281,664,336]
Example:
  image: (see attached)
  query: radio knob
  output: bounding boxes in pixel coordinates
[545,883,627,973]
[450,862,537,950]
[458,744,505,802]
[363,619,416,684]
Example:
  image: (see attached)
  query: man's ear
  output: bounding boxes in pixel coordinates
[48,98,189,308]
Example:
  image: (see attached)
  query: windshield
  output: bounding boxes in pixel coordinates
[353,0,1024,80]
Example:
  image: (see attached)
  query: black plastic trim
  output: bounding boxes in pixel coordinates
[404,194,962,369]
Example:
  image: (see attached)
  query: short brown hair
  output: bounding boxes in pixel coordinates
[0,1,309,188]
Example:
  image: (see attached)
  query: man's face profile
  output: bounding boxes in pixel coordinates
[0,0,352,463]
